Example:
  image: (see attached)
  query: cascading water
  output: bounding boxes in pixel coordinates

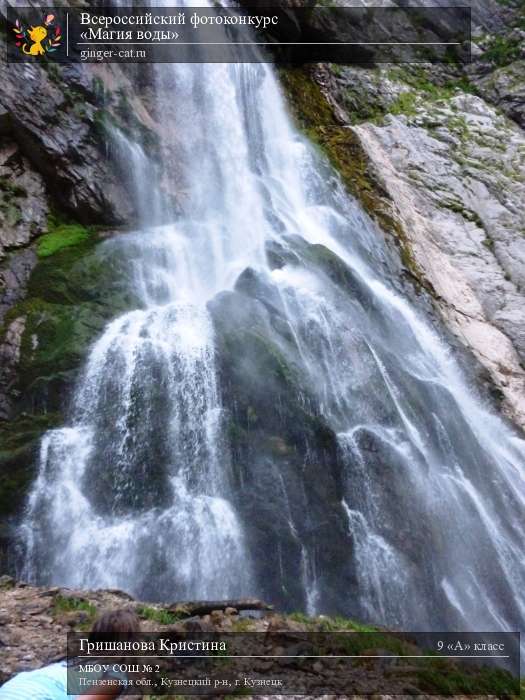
[20,1,524,647]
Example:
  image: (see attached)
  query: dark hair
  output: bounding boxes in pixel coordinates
[89,608,141,642]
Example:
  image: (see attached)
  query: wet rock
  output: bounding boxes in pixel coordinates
[0,234,141,419]
[209,288,355,612]
[0,42,131,225]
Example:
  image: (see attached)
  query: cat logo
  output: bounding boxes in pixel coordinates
[13,14,62,57]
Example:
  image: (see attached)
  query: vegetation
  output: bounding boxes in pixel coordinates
[417,659,519,696]
[136,605,186,625]
[53,595,97,621]
[483,35,522,67]
[389,67,479,99]
[388,91,417,117]
[37,220,92,258]
[289,611,378,632]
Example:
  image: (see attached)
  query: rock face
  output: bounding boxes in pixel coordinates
[352,94,525,428]
[278,0,525,430]
[0,32,161,563]
[478,59,525,129]
[209,259,354,611]
[0,59,132,228]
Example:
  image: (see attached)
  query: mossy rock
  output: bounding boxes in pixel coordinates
[27,237,140,311]
[279,67,423,282]
[37,224,91,258]
[10,298,104,412]
[0,413,62,518]
[0,233,142,413]
[0,230,144,531]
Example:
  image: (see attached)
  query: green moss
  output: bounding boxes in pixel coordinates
[27,236,139,314]
[93,107,114,134]
[97,89,159,152]
[1,296,106,414]
[91,76,111,107]
[43,60,61,84]
[288,611,380,634]
[37,223,91,258]
[223,329,299,389]
[0,223,139,417]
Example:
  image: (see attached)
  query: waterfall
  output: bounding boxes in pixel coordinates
[20,1,524,646]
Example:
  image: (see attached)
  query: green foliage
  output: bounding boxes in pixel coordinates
[319,616,378,633]
[53,595,97,619]
[417,660,519,696]
[447,115,470,141]
[404,73,477,100]
[52,595,98,631]
[389,91,418,117]
[288,611,313,624]
[136,605,185,625]
[483,35,521,67]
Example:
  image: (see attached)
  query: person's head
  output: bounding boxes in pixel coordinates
[89,608,141,642]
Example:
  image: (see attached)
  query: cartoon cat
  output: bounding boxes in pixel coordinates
[23,25,47,56]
